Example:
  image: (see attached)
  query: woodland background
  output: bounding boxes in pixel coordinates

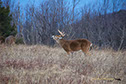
[0,0,126,50]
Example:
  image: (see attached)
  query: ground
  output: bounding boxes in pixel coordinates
[0,44,126,84]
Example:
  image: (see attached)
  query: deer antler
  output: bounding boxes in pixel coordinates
[58,30,65,37]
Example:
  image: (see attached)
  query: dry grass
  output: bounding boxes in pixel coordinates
[0,44,126,84]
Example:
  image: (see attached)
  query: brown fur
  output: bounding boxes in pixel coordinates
[5,35,16,45]
[52,35,92,55]
[0,36,5,44]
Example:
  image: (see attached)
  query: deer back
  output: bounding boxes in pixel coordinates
[60,39,91,52]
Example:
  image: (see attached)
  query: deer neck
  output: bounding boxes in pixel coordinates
[59,39,66,46]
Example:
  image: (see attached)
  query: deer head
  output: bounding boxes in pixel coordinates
[52,30,65,43]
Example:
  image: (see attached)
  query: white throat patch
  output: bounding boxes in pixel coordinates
[59,37,62,39]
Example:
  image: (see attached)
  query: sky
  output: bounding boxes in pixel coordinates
[17,0,96,9]
[1,0,126,10]
[1,0,125,12]
[15,0,126,13]
[1,0,126,16]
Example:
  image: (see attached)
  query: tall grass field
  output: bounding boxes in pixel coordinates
[0,45,126,84]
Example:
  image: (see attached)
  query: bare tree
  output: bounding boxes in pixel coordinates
[2,0,126,49]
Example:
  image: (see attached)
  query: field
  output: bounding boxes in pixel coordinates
[0,44,126,84]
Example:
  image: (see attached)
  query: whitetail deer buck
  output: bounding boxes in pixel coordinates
[52,30,92,55]
[5,35,16,45]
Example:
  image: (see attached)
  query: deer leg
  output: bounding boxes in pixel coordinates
[66,51,70,55]
[12,41,15,45]
[82,47,91,56]
[63,47,71,55]
[86,52,91,56]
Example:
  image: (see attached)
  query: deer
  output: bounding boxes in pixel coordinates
[52,30,92,55]
[5,35,16,45]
